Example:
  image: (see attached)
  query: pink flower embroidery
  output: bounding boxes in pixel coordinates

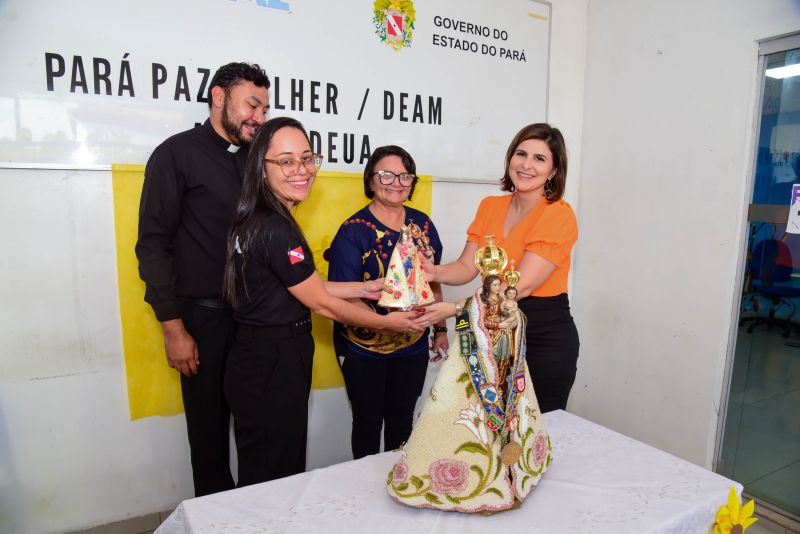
[533,431,549,466]
[393,460,409,484]
[428,458,470,495]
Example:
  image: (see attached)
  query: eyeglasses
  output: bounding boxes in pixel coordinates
[373,170,416,186]
[265,154,323,176]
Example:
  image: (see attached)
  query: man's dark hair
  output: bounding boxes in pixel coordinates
[207,62,270,108]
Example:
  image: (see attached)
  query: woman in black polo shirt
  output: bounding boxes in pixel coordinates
[222,117,420,487]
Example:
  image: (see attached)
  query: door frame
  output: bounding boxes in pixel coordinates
[713,29,800,513]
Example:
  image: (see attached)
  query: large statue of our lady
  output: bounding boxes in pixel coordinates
[387,237,552,513]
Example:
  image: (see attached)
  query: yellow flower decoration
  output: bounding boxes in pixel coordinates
[713,487,757,534]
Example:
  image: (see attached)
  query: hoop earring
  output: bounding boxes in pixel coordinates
[544,179,554,199]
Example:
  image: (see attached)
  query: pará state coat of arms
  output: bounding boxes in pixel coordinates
[373,0,415,50]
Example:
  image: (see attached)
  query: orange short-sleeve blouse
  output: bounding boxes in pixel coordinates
[466,195,578,297]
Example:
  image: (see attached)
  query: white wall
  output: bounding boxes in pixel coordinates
[0,2,595,532]
[569,0,800,468]
[548,0,589,207]
[0,168,194,533]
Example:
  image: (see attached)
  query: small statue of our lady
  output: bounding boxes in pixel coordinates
[379,224,435,310]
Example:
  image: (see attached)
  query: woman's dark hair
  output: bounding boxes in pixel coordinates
[363,145,418,201]
[480,275,502,305]
[223,117,311,306]
[500,123,568,203]
[207,62,270,108]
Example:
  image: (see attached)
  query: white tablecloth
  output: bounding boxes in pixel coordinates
[157,410,739,534]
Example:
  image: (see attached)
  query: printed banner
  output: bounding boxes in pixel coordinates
[0,0,550,180]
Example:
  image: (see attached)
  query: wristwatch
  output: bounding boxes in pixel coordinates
[433,326,448,333]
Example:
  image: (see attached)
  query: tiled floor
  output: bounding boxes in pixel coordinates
[717,318,800,531]
[749,501,800,533]
[69,509,173,534]
[750,519,793,534]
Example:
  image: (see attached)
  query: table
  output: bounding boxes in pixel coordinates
[157,410,739,533]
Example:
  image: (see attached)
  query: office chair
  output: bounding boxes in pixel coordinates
[740,238,800,337]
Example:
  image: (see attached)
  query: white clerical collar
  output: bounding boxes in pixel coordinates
[227,144,241,153]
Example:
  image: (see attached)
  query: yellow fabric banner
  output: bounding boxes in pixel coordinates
[112,164,184,419]
[112,164,432,419]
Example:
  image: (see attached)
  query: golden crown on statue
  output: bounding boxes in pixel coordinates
[474,236,520,288]
[474,235,507,278]
[504,260,520,289]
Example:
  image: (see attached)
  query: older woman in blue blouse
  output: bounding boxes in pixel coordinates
[328,145,447,459]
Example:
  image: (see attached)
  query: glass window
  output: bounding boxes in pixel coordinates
[717,37,800,520]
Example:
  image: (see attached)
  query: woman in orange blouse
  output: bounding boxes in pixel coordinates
[416,123,579,412]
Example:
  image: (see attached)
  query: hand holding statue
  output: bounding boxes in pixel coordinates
[412,301,456,329]
[378,310,426,334]
[361,277,386,299]
[417,249,436,283]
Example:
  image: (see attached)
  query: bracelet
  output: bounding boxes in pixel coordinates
[433,326,448,333]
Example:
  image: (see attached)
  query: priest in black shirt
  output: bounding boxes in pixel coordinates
[135,62,270,496]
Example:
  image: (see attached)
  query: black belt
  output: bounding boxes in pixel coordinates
[238,316,313,338]
[182,297,228,309]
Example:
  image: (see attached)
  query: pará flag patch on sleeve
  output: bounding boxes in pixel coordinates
[288,246,305,264]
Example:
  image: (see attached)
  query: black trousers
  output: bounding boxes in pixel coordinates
[179,300,236,497]
[224,319,314,487]
[338,344,429,459]
[518,294,580,413]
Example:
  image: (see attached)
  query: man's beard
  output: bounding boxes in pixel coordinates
[221,97,251,145]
